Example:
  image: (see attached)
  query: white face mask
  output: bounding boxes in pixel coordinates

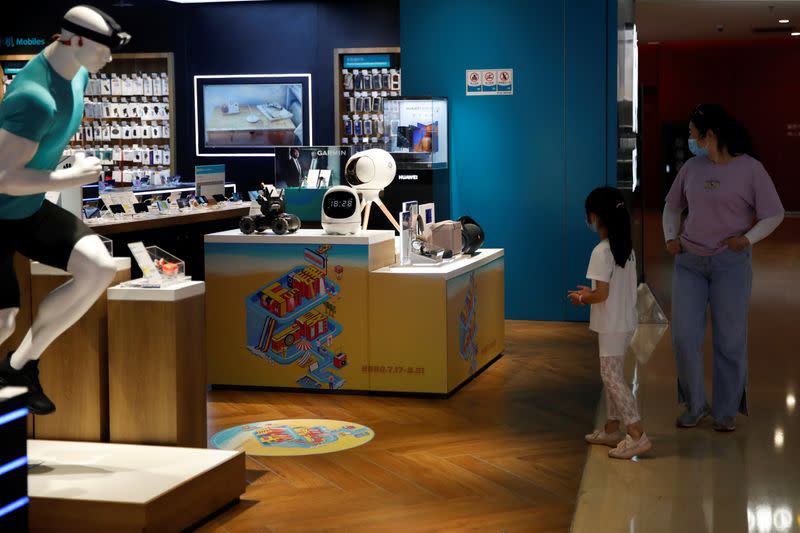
[586,215,599,233]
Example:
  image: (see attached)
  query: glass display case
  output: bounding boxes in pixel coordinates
[99,235,114,256]
[383,97,448,169]
[148,246,186,282]
[124,244,187,288]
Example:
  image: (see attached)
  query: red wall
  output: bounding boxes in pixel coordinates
[640,40,800,211]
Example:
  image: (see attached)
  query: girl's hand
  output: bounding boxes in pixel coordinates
[568,285,592,306]
[721,235,750,252]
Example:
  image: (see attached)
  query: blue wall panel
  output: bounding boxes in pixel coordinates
[564,0,616,322]
[400,0,615,320]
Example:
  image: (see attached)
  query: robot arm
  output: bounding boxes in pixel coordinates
[0,129,103,195]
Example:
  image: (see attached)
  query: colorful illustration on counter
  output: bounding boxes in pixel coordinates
[459,271,479,373]
[245,244,349,389]
[210,419,375,456]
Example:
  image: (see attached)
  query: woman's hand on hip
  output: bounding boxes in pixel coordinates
[721,236,751,252]
[666,239,682,256]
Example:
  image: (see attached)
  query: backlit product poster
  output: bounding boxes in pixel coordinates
[205,242,371,390]
[274,146,352,221]
[384,99,448,163]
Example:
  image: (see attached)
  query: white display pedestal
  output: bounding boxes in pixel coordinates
[28,440,245,532]
[369,249,506,394]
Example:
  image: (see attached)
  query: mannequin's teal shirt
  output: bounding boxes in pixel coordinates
[0,52,88,220]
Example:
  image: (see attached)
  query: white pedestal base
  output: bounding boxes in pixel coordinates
[28,440,245,532]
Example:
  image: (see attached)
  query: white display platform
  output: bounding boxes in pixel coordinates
[28,440,245,532]
[372,248,504,280]
[204,227,395,245]
[107,279,205,302]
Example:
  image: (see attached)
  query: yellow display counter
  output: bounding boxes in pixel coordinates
[369,249,505,394]
[204,228,504,395]
[204,229,396,391]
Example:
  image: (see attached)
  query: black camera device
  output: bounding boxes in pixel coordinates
[239,186,301,236]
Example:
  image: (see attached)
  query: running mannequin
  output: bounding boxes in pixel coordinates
[0,6,131,414]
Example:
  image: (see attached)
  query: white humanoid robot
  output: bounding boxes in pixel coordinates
[0,6,130,414]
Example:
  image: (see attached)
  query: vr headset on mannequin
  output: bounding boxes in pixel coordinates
[60,5,131,49]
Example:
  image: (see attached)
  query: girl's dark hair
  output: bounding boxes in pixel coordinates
[689,104,754,157]
[585,187,632,268]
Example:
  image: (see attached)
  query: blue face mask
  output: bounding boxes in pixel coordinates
[587,219,598,233]
[688,138,709,157]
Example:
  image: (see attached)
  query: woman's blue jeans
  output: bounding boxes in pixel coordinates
[671,247,752,419]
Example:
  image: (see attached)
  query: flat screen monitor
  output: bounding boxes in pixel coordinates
[273,146,352,221]
[194,74,312,157]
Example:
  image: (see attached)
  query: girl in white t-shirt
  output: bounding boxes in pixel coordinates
[568,187,652,460]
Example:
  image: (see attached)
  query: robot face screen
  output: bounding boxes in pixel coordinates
[323,190,358,219]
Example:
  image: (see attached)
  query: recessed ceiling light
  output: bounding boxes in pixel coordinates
[779,19,790,24]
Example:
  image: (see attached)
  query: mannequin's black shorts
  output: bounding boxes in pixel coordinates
[0,200,95,309]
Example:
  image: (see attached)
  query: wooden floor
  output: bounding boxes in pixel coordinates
[198,212,800,532]
[199,321,601,533]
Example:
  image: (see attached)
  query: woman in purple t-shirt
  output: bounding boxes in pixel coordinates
[663,104,784,432]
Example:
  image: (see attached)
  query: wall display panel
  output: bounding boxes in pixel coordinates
[333,48,401,154]
[1,53,177,193]
[194,74,312,157]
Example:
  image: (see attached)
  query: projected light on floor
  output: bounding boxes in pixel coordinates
[209,419,375,456]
